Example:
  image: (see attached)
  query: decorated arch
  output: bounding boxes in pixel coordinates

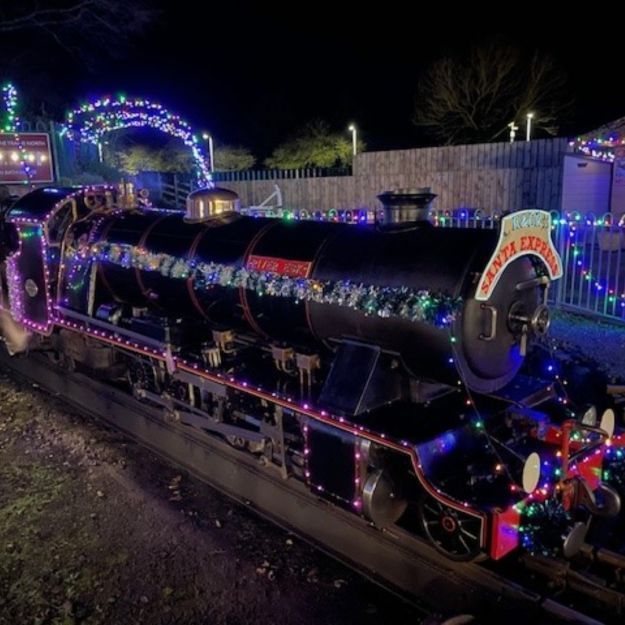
[63,94,212,186]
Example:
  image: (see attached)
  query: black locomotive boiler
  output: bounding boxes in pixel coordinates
[0,184,623,561]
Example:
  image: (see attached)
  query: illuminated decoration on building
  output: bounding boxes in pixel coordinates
[63,95,211,186]
[72,241,462,328]
[571,117,625,162]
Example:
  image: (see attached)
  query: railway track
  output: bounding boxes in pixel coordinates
[1,349,623,625]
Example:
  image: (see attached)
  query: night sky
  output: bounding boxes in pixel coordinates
[4,2,623,158]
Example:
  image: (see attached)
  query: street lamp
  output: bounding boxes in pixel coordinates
[348,123,357,157]
[526,113,534,142]
[508,121,519,143]
[202,132,214,173]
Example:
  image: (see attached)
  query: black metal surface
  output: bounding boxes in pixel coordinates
[67,208,542,393]
[7,187,74,221]
[0,349,609,624]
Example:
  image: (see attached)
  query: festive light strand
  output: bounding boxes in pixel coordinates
[571,123,625,162]
[62,95,211,186]
[1,82,34,186]
[1,82,19,132]
[68,241,462,328]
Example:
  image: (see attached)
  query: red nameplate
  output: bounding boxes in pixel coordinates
[247,255,312,278]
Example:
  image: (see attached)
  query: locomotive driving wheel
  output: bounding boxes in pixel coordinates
[127,358,162,396]
[418,494,483,561]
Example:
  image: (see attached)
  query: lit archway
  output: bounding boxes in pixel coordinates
[63,94,212,186]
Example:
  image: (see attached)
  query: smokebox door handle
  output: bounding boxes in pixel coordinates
[479,304,497,342]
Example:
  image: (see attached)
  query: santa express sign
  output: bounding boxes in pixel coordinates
[0,133,54,184]
[476,210,563,301]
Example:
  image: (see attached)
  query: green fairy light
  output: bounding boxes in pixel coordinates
[2,82,19,133]
[520,500,571,556]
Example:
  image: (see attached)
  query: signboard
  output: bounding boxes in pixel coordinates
[476,210,563,301]
[0,133,54,184]
[247,255,312,278]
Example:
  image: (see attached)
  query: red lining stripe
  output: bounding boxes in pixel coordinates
[239,222,276,338]
[134,214,170,308]
[186,227,210,319]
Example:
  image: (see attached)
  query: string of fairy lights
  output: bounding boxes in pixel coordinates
[571,133,625,162]
[2,82,19,132]
[62,95,212,186]
[65,241,462,328]
[1,82,35,186]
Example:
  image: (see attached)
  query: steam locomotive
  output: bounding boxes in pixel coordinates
[0,184,623,561]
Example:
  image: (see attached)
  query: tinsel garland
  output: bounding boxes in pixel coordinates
[77,242,462,328]
[519,499,572,556]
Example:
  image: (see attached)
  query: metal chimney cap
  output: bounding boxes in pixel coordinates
[377,188,438,204]
[185,187,240,223]
[376,188,437,227]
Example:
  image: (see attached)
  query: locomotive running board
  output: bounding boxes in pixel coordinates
[0,350,609,625]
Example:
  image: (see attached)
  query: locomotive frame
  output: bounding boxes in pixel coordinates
[1,184,624,564]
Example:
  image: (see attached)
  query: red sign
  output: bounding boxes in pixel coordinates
[247,255,312,278]
[0,133,54,184]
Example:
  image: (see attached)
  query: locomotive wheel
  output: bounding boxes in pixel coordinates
[418,494,483,561]
[127,358,162,395]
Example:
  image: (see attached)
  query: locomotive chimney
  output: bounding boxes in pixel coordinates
[376,188,437,226]
[185,187,240,223]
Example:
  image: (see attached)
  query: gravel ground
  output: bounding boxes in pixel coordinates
[549,310,625,380]
[0,368,425,625]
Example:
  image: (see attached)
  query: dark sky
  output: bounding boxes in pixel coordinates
[5,2,623,158]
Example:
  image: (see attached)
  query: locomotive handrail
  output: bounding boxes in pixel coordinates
[560,419,610,478]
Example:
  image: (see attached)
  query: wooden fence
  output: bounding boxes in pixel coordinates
[219,138,571,213]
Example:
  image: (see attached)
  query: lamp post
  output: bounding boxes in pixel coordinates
[526,113,534,142]
[202,132,214,173]
[508,121,519,143]
[348,123,357,157]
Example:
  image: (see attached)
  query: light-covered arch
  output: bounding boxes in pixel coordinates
[63,94,211,186]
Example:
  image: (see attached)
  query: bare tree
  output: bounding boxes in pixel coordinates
[0,1,156,69]
[413,41,573,145]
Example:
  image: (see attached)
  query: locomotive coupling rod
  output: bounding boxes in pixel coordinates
[579,543,625,570]
[521,554,625,614]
